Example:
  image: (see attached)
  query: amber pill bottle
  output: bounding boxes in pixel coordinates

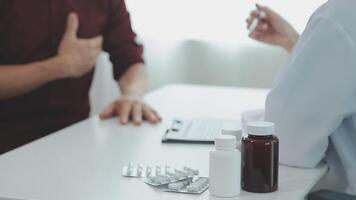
[241,121,279,193]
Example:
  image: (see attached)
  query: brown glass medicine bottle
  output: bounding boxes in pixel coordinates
[241,121,279,193]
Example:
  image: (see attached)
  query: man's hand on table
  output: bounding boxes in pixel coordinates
[98,62,161,126]
[99,94,161,126]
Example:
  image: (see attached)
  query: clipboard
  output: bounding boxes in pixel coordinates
[161,118,241,144]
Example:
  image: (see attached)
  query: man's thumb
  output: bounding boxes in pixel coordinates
[64,12,79,39]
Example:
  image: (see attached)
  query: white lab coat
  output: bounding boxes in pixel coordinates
[249,0,356,194]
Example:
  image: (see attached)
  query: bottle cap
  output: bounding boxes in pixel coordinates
[221,123,242,139]
[214,135,236,150]
[246,121,274,136]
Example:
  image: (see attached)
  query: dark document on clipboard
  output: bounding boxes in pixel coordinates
[162,119,241,144]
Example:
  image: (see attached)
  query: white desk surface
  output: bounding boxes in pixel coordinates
[0,84,327,200]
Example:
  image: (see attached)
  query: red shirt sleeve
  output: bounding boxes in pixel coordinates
[103,0,144,80]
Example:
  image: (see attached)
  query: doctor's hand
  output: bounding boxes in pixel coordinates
[99,95,161,126]
[246,5,299,52]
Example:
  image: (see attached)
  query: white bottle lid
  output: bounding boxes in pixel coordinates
[214,135,237,151]
[221,123,242,139]
[246,121,274,136]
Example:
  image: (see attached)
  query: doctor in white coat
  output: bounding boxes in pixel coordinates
[246,1,356,194]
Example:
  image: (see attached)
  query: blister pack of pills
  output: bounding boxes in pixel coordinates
[122,164,208,195]
[122,163,155,178]
[165,177,209,194]
[122,164,198,179]
[145,167,199,186]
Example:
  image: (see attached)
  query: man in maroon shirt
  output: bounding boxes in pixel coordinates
[0,0,161,154]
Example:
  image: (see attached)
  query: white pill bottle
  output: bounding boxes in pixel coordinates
[209,135,241,198]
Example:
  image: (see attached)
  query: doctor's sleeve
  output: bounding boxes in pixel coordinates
[265,17,356,168]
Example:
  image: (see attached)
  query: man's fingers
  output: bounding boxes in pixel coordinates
[79,36,103,64]
[99,102,116,120]
[100,99,161,126]
[64,12,79,39]
[80,35,103,49]
[143,105,161,124]
[132,102,143,126]
[83,35,103,47]
[91,46,103,60]
[118,101,132,125]
[90,35,103,48]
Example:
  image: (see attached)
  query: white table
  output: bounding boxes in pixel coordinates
[0,84,327,200]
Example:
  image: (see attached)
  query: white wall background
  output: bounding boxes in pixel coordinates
[90,0,327,114]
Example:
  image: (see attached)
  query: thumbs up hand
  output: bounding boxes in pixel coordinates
[56,12,103,78]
